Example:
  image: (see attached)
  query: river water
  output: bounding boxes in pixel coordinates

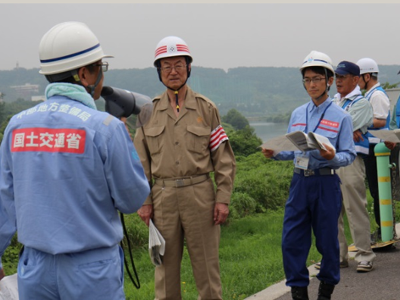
[249,122,288,142]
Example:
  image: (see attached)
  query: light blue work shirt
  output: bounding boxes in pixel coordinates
[275,97,356,170]
[0,92,150,269]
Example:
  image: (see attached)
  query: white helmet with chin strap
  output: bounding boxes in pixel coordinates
[300,51,334,100]
[153,36,193,67]
[357,58,379,75]
[39,22,113,95]
[153,36,193,113]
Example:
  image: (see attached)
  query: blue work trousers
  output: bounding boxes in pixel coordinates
[17,244,125,300]
[282,172,342,287]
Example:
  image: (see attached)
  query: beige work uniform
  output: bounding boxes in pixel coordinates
[134,86,236,300]
[337,156,376,263]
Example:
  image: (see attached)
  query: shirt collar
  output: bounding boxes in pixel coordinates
[334,85,362,102]
[366,82,380,94]
[309,97,332,113]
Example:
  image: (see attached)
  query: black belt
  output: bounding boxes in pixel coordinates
[294,167,335,177]
[154,174,209,188]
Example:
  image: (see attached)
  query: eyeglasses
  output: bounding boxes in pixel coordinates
[160,64,186,74]
[302,77,325,84]
[93,61,109,72]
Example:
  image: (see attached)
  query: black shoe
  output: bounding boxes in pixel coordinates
[317,281,335,300]
[291,286,309,300]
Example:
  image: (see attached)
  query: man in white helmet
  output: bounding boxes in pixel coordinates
[356,58,391,242]
[134,36,236,300]
[0,22,150,299]
[262,51,356,300]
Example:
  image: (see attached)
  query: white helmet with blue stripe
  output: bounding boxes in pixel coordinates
[300,50,334,74]
[39,22,113,75]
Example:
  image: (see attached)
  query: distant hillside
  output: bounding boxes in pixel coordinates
[1,65,400,118]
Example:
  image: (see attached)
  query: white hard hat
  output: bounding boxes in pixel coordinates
[39,22,113,75]
[300,50,334,74]
[153,36,193,67]
[357,58,379,74]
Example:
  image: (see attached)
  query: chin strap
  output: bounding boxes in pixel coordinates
[71,67,103,98]
[164,81,187,113]
[361,74,370,90]
[174,91,179,112]
[86,68,103,97]
[316,68,330,100]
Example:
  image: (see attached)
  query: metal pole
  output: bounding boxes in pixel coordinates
[375,143,394,242]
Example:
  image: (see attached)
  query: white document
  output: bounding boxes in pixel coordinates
[0,273,19,300]
[367,129,400,143]
[260,135,300,154]
[149,220,166,266]
[261,131,335,154]
[308,132,335,152]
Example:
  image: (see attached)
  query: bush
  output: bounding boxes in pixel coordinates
[233,153,292,211]
[228,126,263,157]
[2,234,22,274]
[230,192,258,218]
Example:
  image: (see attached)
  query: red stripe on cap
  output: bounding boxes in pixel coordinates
[155,46,167,57]
[176,44,190,53]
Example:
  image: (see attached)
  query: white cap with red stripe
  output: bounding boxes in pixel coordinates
[153,36,193,67]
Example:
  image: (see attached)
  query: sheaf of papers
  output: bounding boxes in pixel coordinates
[149,220,165,266]
[0,273,19,300]
[367,129,400,143]
[306,132,336,153]
[260,135,300,154]
[260,131,335,154]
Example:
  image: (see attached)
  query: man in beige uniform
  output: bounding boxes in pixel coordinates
[134,36,236,300]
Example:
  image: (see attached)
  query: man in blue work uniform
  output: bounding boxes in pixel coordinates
[262,51,356,300]
[0,22,150,299]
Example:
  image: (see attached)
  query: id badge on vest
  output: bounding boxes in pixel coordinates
[295,153,309,170]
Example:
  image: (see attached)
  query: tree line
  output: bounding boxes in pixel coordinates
[2,65,400,120]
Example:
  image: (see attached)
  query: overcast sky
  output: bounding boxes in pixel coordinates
[2,3,400,72]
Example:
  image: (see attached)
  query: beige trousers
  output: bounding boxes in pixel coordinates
[152,178,222,300]
[337,155,376,263]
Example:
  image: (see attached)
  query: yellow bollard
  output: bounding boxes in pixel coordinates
[375,143,394,242]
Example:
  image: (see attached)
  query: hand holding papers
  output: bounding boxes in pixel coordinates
[260,131,335,154]
[149,220,165,266]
